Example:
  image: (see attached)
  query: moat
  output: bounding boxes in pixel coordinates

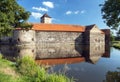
[0,44,120,82]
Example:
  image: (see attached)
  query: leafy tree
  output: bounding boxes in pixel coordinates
[117,29,120,37]
[0,0,31,37]
[110,31,115,41]
[103,68,120,82]
[116,29,120,40]
[100,0,120,30]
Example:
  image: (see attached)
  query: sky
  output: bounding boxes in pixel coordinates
[17,0,108,29]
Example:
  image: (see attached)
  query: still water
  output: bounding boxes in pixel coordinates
[0,44,120,82]
[49,48,120,82]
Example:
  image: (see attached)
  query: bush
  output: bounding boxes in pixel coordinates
[16,56,74,82]
[0,72,22,82]
[17,56,47,81]
[112,41,120,49]
[46,74,73,82]
[17,56,39,77]
[0,54,2,59]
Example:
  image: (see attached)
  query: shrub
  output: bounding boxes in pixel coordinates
[112,42,120,49]
[0,54,2,59]
[0,72,23,82]
[46,74,73,82]
[17,56,41,76]
[16,56,74,82]
[16,56,47,81]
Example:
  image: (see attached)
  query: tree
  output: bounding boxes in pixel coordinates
[110,31,115,41]
[0,0,31,37]
[117,29,120,37]
[103,68,120,82]
[116,29,120,40]
[100,0,120,30]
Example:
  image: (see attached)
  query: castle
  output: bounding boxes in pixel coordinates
[0,13,110,46]
[0,13,110,60]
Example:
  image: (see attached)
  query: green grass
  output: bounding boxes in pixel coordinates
[0,55,74,82]
[0,71,24,82]
[112,41,120,49]
[0,55,21,82]
[46,74,73,82]
[0,72,15,82]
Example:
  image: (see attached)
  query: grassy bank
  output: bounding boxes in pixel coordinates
[0,55,73,82]
[112,41,120,49]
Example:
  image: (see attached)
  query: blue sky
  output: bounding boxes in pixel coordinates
[17,0,108,29]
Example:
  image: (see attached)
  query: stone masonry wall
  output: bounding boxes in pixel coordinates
[13,30,36,45]
[36,43,82,59]
[35,31,83,45]
[90,33,105,45]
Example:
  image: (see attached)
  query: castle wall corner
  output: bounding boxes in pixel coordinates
[13,30,36,45]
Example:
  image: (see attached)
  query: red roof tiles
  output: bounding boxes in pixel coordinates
[32,23,85,32]
[36,57,85,65]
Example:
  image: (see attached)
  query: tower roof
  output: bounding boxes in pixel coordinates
[41,13,51,18]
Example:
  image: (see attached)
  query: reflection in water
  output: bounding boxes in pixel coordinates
[0,43,109,65]
[0,45,36,61]
[36,57,85,66]
[36,43,82,59]
[102,44,110,58]
[0,44,112,82]
[0,45,18,61]
[103,68,120,82]
[82,44,105,64]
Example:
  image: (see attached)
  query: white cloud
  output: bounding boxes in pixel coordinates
[66,11,72,15]
[32,7,48,12]
[31,12,42,19]
[42,1,54,8]
[52,18,56,21]
[80,10,86,14]
[65,10,86,15]
[52,18,60,22]
[74,10,79,14]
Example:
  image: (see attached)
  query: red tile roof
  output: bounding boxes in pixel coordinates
[32,23,85,32]
[36,57,85,65]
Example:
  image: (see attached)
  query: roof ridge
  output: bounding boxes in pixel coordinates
[33,23,85,27]
[41,13,51,18]
[32,23,85,32]
[85,24,96,27]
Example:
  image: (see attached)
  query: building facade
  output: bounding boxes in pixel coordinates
[1,13,109,45]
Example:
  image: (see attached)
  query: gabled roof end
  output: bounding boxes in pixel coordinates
[41,13,51,19]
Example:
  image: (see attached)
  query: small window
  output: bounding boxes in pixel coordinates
[95,39,97,42]
[32,38,34,41]
[18,50,20,53]
[32,49,34,52]
[18,38,20,42]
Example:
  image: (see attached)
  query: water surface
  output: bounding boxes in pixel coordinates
[0,44,120,82]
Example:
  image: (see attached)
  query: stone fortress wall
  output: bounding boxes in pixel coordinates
[13,29,36,45]
[35,31,82,45]
[12,30,83,45]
